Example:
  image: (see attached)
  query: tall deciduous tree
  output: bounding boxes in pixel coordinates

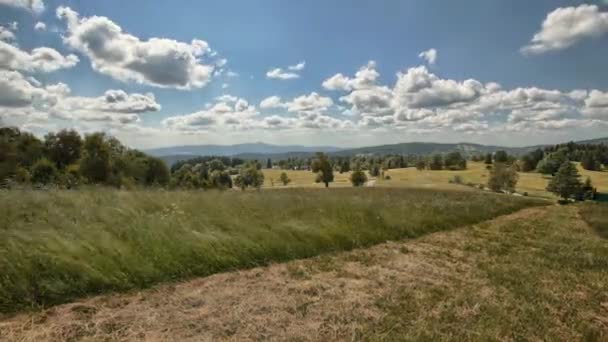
[311,152,334,187]
[80,133,111,183]
[44,129,82,169]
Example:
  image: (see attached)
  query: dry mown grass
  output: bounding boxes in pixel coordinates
[2,204,606,341]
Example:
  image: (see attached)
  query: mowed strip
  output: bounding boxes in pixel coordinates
[2,204,606,341]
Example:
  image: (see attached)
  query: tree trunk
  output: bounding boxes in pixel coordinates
[325,181,329,188]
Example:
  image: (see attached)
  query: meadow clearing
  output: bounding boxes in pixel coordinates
[264,161,608,198]
[1,201,606,341]
[0,187,545,314]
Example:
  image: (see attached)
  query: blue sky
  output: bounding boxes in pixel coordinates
[1,0,608,148]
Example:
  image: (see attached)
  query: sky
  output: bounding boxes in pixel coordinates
[1,0,608,149]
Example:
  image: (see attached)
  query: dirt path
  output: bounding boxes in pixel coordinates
[0,206,601,341]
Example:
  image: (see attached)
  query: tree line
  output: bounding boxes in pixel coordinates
[1,127,170,189]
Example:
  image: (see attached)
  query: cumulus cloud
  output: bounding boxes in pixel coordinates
[320,60,608,135]
[288,61,305,71]
[0,69,160,127]
[56,6,214,89]
[162,97,258,131]
[259,95,283,109]
[582,90,608,119]
[0,0,44,13]
[522,4,608,55]
[322,61,379,91]
[418,48,437,65]
[34,21,46,31]
[0,40,79,72]
[0,70,45,107]
[266,68,299,80]
[266,61,305,80]
[393,66,485,109]
[0,24,16,42]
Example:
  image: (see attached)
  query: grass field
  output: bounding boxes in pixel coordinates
[1,202,605,341]
[265,161,608,198]
[0,188,546,314]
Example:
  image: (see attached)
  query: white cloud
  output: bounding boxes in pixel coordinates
[0,28,15,42]
[162,97,258,131]
[0,70,45,107]
[0,69,160,127]
[259,95,283,109]
[266,67,299,80]
[418,48,437,65]
[288,61,305,71]
[582,90,608,119]
[266,61,306,80]
[322,61,378,91]
[0,0,44,13]
[34,21,46,31]
[285,92,333,114]
[393,66,484,109]
[0,41,79,73]
[56,6,214,89]
[522,4,608,55]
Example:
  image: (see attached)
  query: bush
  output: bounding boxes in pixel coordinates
[279,172,291,186]
[350,169,368,186]
[488,163,518,193]
[449,175,463,184]
[30,158,57,184]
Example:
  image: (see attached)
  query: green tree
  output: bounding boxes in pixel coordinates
[415,158,426,170]
[494,150,509,163]
[234,162,265,190]
[339,160,350,173]
[350,169,367,187]
[487,163,518,193]
[536,151,568,175]
[80,133,111,183]
[369,163,381,177]
[444,151,467,170]
[31,158,57,184]
[145,157,170,185]
[546,161,582,201]
[44,129,82,169]
[16,132,43,168]
[266,158,272,169]
[484,153,493,164]
[311,152,334,187]
[581,152,601,171]
[279,172,291,186]
[429,154,443,170]
[0,127,20,182]
[209,170,233,189]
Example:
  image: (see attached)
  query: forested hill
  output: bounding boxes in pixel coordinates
[155,138,608,165]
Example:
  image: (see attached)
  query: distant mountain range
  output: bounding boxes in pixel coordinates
[147,137,608,166]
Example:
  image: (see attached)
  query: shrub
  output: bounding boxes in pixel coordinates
[488,163,518,193]
[350,169,368,186]
[449,175,463,184]
[31,158,57,184]
[279,172,291,186]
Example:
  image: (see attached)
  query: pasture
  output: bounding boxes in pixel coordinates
[0,187,545,314]
[264,161,608,198]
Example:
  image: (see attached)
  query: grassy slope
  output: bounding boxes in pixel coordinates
[266,161,608,197]
[580,202,608,238]
[0,188,545,313]
[1,204,605,341]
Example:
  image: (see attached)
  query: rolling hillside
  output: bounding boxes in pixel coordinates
[151,138,608,165]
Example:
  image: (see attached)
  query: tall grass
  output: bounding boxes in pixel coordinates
[580,202,608,238]
[0,187,546,313]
